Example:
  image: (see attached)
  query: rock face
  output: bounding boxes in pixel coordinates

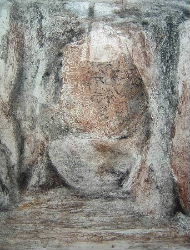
[172,20,190,214]
[0,0,190,217]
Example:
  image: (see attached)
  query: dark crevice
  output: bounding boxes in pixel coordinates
[181,7,190,19]
[57,51,63,57]
[17,153,71,192]
[0,178,9,194]
[88,4,95,19]
[42,71,51,78]
[118,135,129,140]
[172,180,186,216]
[8,3,25,188]
[117,170,130,188]
[0,143,18,205]
[17,170,32,190]
[36,6,44,48]
[110,169,130,188]
[38,153,71,191]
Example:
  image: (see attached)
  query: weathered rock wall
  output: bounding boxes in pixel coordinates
[0,0,190,217]
[172,20,190,214]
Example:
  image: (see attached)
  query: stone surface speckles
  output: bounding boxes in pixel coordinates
[0,188,190,250]
[171,20,190,214]
[0,0,190,249]
[61,23,148,136]
[49,135,141,195]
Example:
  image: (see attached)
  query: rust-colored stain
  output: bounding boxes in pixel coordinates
[92,142,116,154]
[18,199,43,210]
[61,35,148,137]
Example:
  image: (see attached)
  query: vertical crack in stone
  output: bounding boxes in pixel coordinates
[88,3,95,19]
[8,3,25,192]
[35,4,44,48]
[148,13,183,216]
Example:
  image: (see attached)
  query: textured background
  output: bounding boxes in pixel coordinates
[0,0,190,248]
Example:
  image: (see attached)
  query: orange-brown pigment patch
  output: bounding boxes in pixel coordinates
[61,41,147,136]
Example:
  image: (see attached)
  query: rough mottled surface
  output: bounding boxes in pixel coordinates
[0,188,190,250]
[171,20,190,214]
[0,0,190,249]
